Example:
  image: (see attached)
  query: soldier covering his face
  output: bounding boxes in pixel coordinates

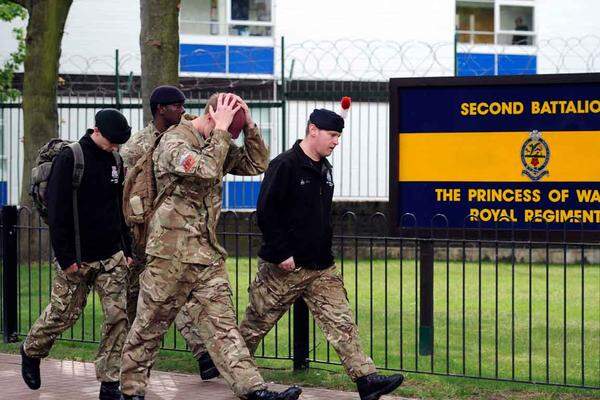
[120,85,218,380]
[120,93,302,400]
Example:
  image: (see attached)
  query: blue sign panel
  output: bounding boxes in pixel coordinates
[180,44,226,73]
[223,181,261,209]
[456,53,495,77]
[180,44,274,75]
[229,45,274,74]
[399,83,600,133]
[0,181,6,205]
[457,53,537,76]
[498,54,536,75]
[391,76,600,229]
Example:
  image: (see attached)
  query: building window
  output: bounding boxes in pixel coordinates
[456,1,535,46]
[180,0,273,37]
[229,0,272,37]
[180,0,222,36]
[498,5,534,45]
[456,1,495,44]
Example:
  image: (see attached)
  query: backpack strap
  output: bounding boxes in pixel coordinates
[69,142,85,188]
[150,130,178,208]
[68,142,84,266]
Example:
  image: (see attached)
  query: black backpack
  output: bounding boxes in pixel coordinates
[30,139,85,224]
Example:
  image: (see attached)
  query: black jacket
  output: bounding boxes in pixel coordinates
[46,133,132,269]
[257,140,334,269]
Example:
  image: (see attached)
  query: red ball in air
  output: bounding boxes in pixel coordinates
[341,96,352,110]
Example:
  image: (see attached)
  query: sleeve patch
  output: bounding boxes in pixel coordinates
[179,154,196,173]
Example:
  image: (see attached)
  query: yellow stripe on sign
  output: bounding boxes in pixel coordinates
[398,131,600,182]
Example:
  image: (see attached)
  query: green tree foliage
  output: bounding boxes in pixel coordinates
[0,1,26,101]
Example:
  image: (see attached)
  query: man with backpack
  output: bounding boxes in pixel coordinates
[120,93,301,400]
[120,85,218,380]
[20,109,133,400]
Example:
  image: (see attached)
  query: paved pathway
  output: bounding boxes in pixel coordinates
[0,353,410,399]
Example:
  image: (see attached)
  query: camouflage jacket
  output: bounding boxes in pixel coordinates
[120,115,197,170]
[145,117,269,264]
[120,122,159,171]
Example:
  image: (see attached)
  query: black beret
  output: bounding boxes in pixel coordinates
[150,85,186,105]
[95,108,131,144]
[309,109,344,132]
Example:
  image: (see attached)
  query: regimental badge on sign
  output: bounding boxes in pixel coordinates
[521,130,550,181]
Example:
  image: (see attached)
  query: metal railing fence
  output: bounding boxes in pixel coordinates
[1,206,598,389]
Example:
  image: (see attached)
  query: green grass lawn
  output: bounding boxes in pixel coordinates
[7,255,600,397]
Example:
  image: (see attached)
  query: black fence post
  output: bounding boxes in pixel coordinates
[2,205,19,343]
[293,298,309,370]
[114,48,121,110]
[419,239,434,355]
[280,35,287,154]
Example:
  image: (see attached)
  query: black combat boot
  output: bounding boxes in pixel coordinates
[247,385,302,400]
[20,344,41,390]
[197,351,220,380]
[356,373,404,400]
[120,395,144,400]
[99,381,121,400]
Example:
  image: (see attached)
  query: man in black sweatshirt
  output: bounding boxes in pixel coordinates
[20,109,133,400]
[239,109,404,400]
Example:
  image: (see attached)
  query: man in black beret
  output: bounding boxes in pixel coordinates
[120,85,219,381]
[21,109,133,400]
[239,108,404,400]
[124,84,187,166]
[95,108,132,147]
[122,85,187,170]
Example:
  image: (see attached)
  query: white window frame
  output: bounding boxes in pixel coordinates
[179,0,224,36]
[455,0,495,45]
[495,0,536,46]
[455,0,536,46]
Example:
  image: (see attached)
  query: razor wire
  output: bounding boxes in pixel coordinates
[2,36,600,95]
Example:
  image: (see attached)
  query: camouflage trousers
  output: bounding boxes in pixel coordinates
[239,259,377,381]
[23,251,128,382]
[127,261,207,359]
[120,256,266,397]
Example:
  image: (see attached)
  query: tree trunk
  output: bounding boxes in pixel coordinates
[140,0,180,124]
[16,0,72,209]
[12,0,72,263]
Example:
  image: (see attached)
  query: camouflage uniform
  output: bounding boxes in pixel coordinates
[120,118,269,397]
[121,116,200,170]
[120,117,207,359]
[23,251,128,382]
[120,121,159,172]
[238,137,376,382]
[239,259,377,380]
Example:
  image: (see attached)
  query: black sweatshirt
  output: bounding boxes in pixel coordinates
[257,140,334,270]
[46,133,132,269]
